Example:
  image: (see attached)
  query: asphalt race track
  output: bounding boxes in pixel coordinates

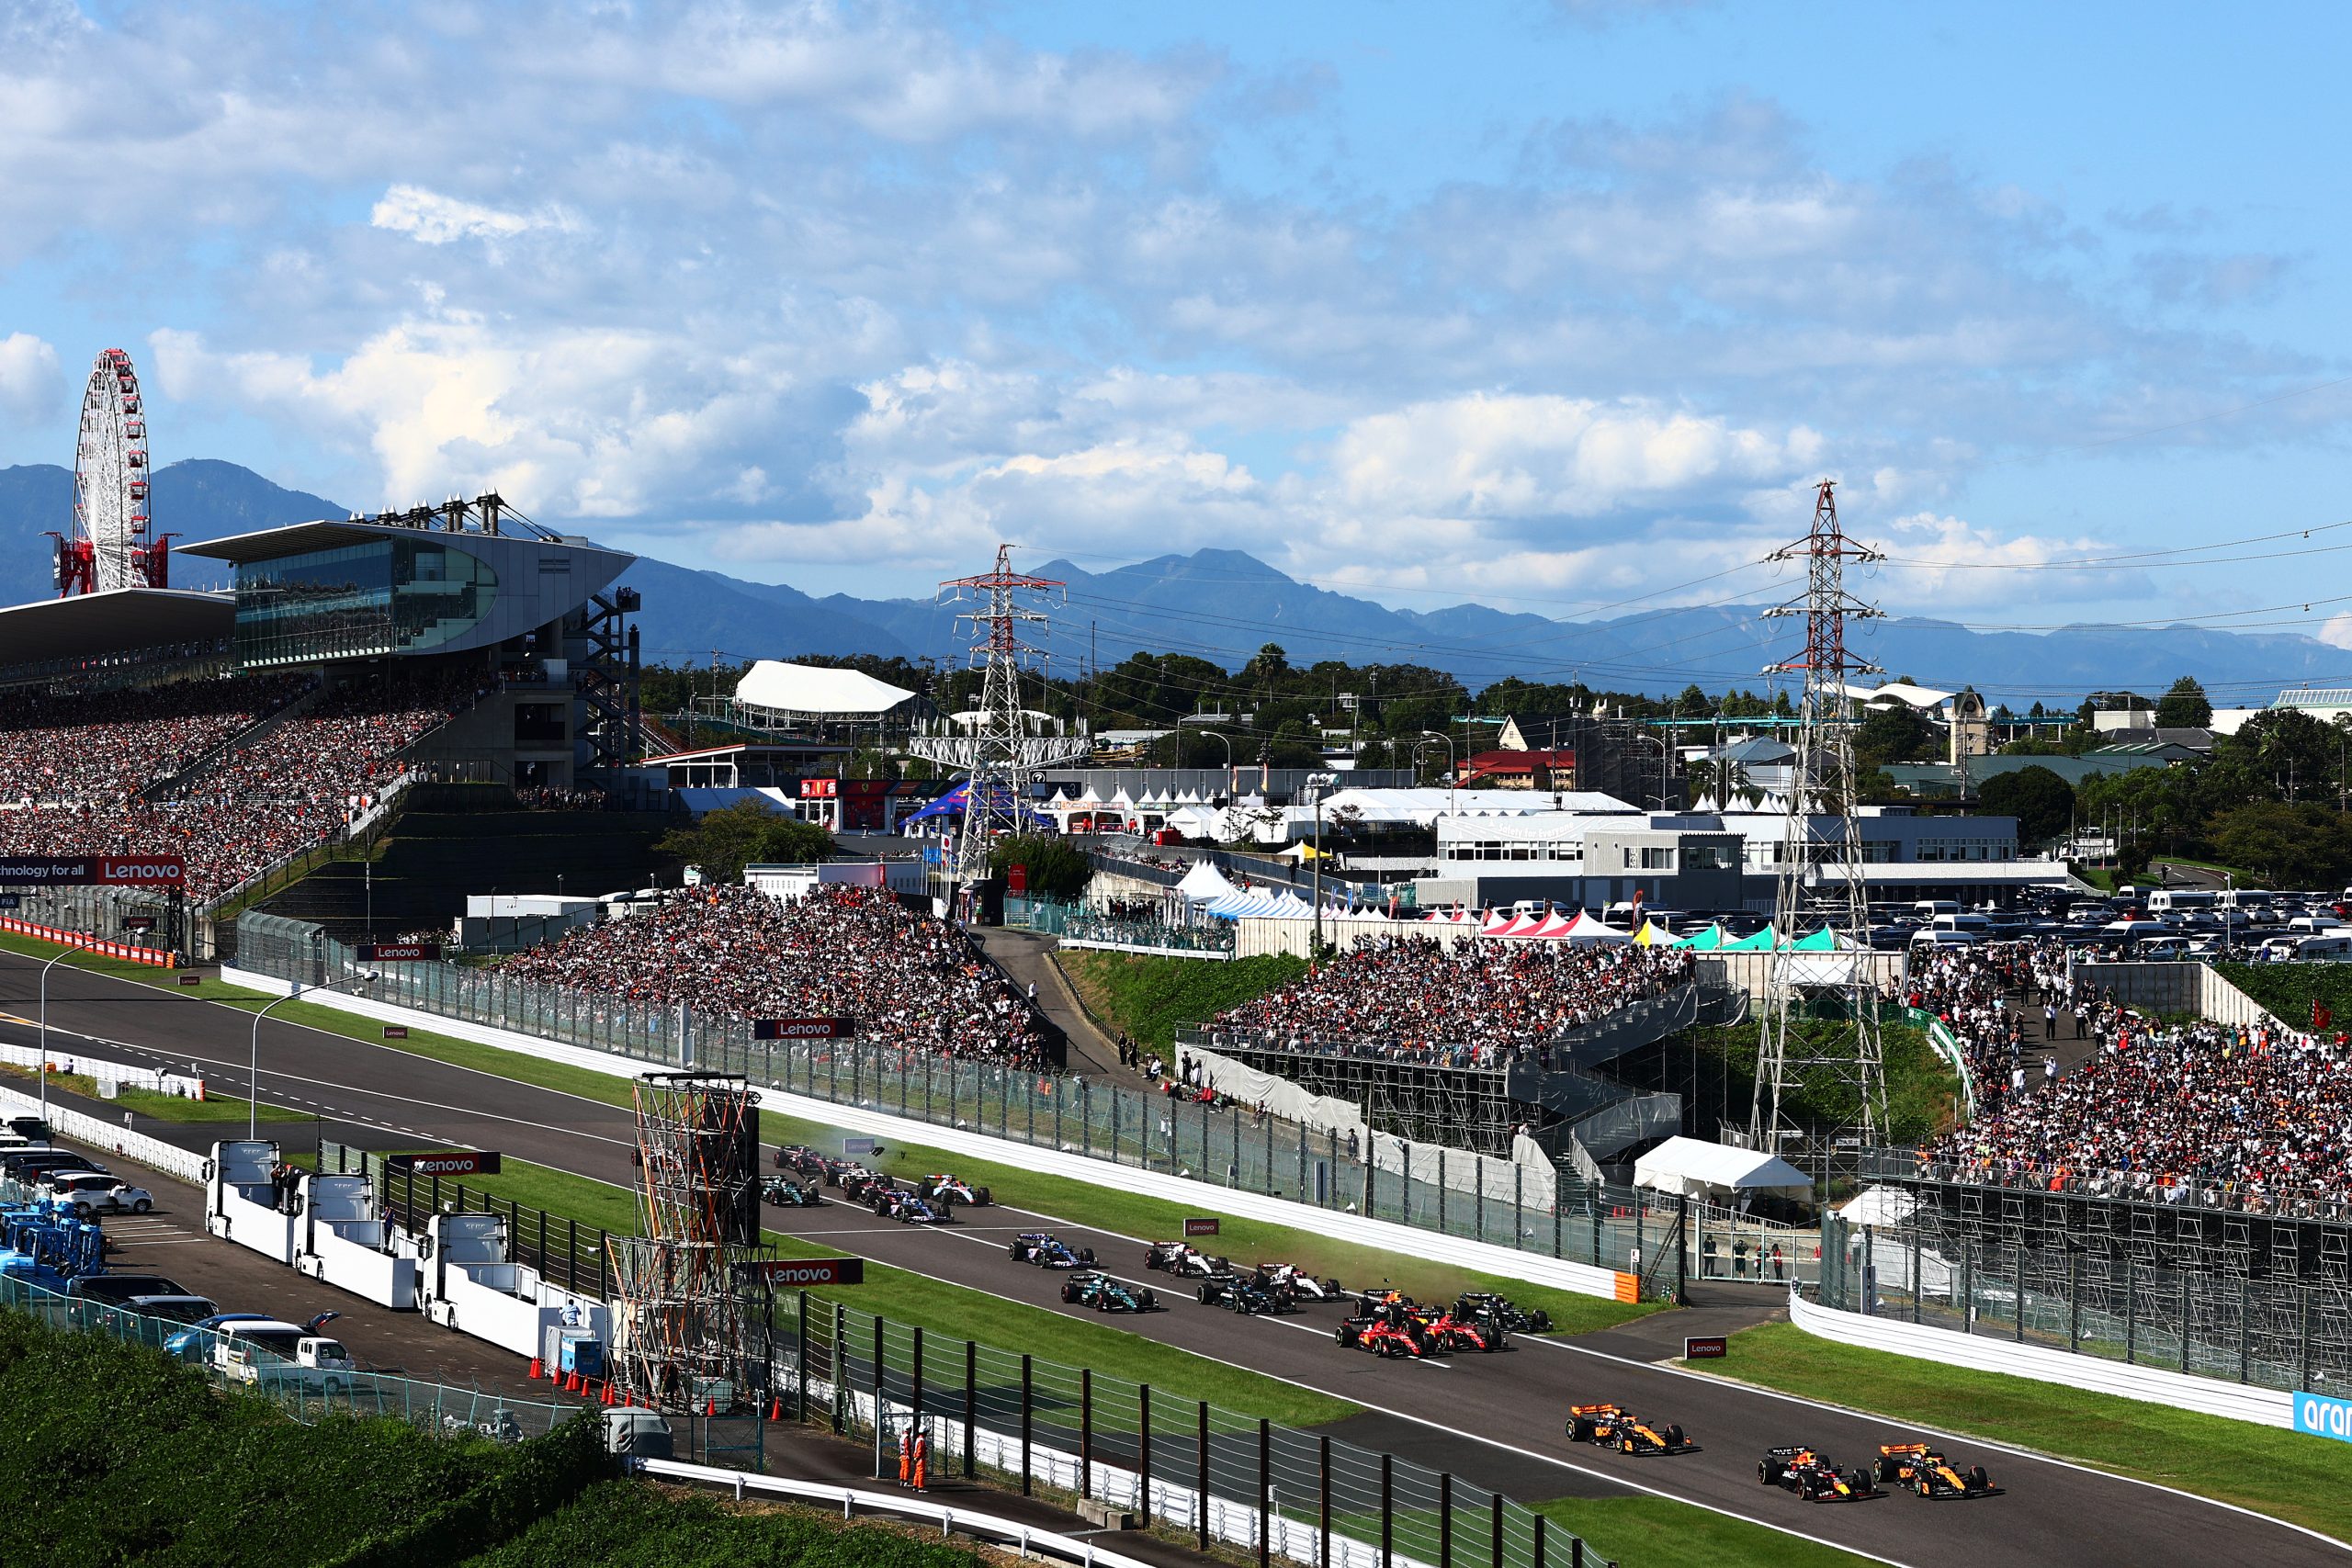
[3,950,2343,1568]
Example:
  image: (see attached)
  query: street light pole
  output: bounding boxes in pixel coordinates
[37,948,71,1136]
[1420,730,1457,818]
[247,969,378,1139]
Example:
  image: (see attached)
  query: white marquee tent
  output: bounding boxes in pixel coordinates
[1633,1137,1814,1198]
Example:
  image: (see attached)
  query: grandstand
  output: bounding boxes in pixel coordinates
[0,498,641,958]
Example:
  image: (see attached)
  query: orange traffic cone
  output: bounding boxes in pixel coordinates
[705,1396,717,1417]
[768,1394,784,1421]
[600,1381,615,1407]
[565,1368,582,1393]
[528,1357,543,1380]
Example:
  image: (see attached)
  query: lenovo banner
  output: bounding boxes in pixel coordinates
[743,1257,865,1287]
[0,856,185,888]
[358,943,439,963]
[388,1150,503,1178]
[1182,1217,1220,1237]
[753,1017,854,1041]
[1682,1336,1727,1360]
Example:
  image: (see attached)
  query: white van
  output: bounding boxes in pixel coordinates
[1911,900,1962,920]
[2147,890,2218,914]
[2294,934,2352,963]
[2288,915,2346,935]
[1910,929,1978,950]
[1930,913,1993,936]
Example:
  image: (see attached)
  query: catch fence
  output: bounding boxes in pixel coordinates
[253,910,1685,1291]
[1825,1155,2352,1393]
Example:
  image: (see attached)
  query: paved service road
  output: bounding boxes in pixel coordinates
[2,949,2341,1568]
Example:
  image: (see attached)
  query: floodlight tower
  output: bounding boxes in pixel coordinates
[1750,479,1891,1156]
[910,545,1089,879]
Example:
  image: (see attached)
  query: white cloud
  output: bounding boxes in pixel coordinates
[369,185,576,247]
[0,332,59,421]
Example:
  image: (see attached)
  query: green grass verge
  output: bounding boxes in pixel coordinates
[1688,1321,2349,1544]
[0,1062,305,1125]
[1533,1496,1883,1568]
[406,1153,1360,1428]
[1690,1020,1958,1145]
[1059,949,1306,1052]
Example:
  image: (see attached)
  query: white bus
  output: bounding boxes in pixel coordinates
[2146,889,2218,914]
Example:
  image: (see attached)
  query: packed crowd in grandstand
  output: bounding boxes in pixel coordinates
[0,666,484,899]
[1917,941,2352,1209]
[1207,935,1695,1064]
[501,883,1054,1066]
[1896,939,2090,1115]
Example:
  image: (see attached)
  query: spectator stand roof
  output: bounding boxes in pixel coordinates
[0,586,233,677]
[1633,1136,1813,1198]
[733,660,915,720]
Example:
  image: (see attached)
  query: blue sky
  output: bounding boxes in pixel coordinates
[5,0,2351,651]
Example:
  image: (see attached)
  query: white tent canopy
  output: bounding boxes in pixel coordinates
[735,660,916,717]
[1633,1137,1814,1198]
[1837,1186,1917,1228]
[1175,862,1241,904]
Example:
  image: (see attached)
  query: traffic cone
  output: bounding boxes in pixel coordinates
[600,1381,615,1407]
[705,1396,717,1417]
[768,1394,784,1421]
[565,1368,582,1393]
[528,1357,543,1380]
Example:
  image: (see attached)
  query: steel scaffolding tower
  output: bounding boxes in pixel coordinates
[1751,479,1890,1153]
[909,544,1089,878]
[606,1073,769,1413]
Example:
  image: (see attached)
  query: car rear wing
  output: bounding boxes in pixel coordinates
[1567,1404,1624,1417]
[1878,1442,1930,1457]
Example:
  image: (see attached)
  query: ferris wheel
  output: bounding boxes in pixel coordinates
[61,347,169,594]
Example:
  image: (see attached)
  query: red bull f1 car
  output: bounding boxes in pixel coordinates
[1567,1404,1695,1455]
[1009,1232,1096,1269]
[1759,1447,1877,1503]
[1876,1444,1996,1498]
[1060,1270,1160,1311]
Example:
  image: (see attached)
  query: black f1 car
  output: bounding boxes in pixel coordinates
[1454,1292,1552,1335]
[1143,1242,1233,1279]
[918,1173,992,1207]
[1198,1273,1295,1314]
[1567,1404,1695,1455]
[1060,1270,1160,1312]
[1759,1447,1877,1503]
[1876,1445,1996,1498]
[761,1175,823,1208]
[1009,1232,1096,1269]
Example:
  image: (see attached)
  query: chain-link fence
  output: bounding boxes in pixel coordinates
[0,1271,586,1439]
[1820,1163,2352,1394]
[256,910,1688,1291]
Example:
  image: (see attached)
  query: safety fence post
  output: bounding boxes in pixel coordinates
[1676,1192,1688,1302]
[1197,1400,1211,1551]
[2179,1271,2192,1373]
[1318,1434,1332,1568]
[1020,1354,1034,1495]
[1080,1368,1092,1500]
[2015,1244,2027,1342]
[2124,1259,2137,1364]
[1912,1226,1924,1323]
[1533,1515,1547,1568]
[2299,1286,2314,1392]
[1438,1148,1447,1233]
[1439,1472,1453,1568]
[871,1315,886,1472]
[1138,1384,1152,1521]
[2240,1277,2252,1384]
[964,1339,978,1476]
[1490,1493,1504,1568]
[2067,1248,2081,1351]
[796,1292,809,1420]
[1380,1452,1393,1568]
[1514,1166,1523,1250]
[910,1325,924,1430]
[1258,1417,1272,1568]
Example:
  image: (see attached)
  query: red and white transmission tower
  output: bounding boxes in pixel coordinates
[1751,479,1890,1153]
[910,545,1090,877]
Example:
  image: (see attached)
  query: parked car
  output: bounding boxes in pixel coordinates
[51,1173,154,1215]
[164,1312,274,1361]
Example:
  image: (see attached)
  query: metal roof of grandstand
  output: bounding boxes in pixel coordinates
[733,660,915,718]
[182,517,630,565]
[0,587,233,668]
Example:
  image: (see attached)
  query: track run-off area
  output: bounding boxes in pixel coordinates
[1,946,2341,1568]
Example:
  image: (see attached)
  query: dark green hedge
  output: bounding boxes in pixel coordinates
[460,1480,989,1567]
[0,1310,602,1568]
[2212,963,2352,1029]
[1060,949,1308,1051]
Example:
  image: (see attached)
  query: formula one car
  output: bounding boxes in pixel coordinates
[1143,1241,1233,1279]
[1198,1273,1295,1314]
[775,1144,829,1175]
[1009,1232,1096,1269]
[1875,1444,1996,1498]
[1759,1447,1877,1503]
[1335,1295,1435,1358]
[871,1187,947,1225]
[830,1165,890,1201]
[918,1174,992,1207]
[1566,1404,1695,1455]
[761,1175,823,1208]
[1060,1270,1160,1312]
[1453,1292,1552,1335]
[1255,1262,1345,1301]
[1417,1306,1505,1353]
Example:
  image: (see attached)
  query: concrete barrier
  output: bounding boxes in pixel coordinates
[223,964,1638,1303]
[0,1081,207,1185]
[1786,1284,2294,1429]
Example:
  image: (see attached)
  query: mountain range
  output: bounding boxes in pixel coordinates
[3,457,2348,705]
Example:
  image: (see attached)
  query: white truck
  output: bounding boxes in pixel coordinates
[405,1211,608,1359]
[210,1318,357,1394]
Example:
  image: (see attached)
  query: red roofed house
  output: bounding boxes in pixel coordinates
[1455,748,1577,789]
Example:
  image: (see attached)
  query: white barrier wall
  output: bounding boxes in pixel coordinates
[0,1039,204,1100]
[296,1173,417,1310]
[0,1082,207,1185]
[1786,1284,2293,1428]
[223,965,1639,1303]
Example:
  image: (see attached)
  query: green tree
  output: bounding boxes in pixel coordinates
[2154,676,2213,730]
[1854,704,1935,768]
[989,833,1093,900]
[2209,802,2352,889]
[1975,765,2075,848]
[654,800,835,882]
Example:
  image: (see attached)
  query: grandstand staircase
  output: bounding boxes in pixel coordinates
[243,785,681,946]
[1510,982,1747,1165]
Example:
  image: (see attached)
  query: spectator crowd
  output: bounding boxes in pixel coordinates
[1207,935,1696,1065]
[0,666,485,899]
[501,883,1053,1067]
[1913,941,2352,1211]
